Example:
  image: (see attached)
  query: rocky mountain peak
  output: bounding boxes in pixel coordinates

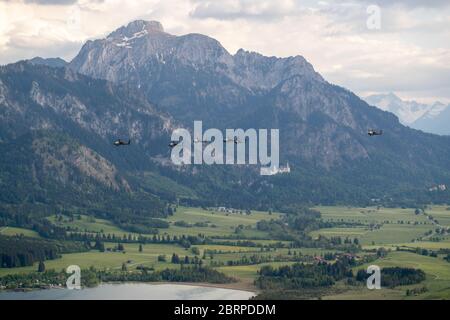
[231,48,323,90]
[70,20,324,92]
[175,33,232,66]
[234,48,264,59]
[28,57,67,68]
[107,20,164,40]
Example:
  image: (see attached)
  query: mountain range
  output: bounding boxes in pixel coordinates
[1,20,450,218]
[365,93,450,135]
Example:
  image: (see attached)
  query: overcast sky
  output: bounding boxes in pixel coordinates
[0,0,449,103]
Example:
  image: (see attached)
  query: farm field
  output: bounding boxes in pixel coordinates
[325,251,450,300]
[0,226,41,238]
[394,240,450,250]
[314,206,432,224]
[0,207,292,290]
[47,207,280,239]
[2,205,450,298]
[312,206,450,300]
[218,261,298,281]
[311,206,446,246]
[0,243,190,277]
[47,215,138,238]
[311,224,432,245]
[163,207,281,238]
[423,205,450,227]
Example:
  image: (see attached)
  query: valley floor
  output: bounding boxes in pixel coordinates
[1,205,450,299]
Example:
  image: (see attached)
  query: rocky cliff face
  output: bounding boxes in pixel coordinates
[31,133,130,192]
[0,62,174,150]
[71,21,322,88]
[231,49,323,91]
[0,61,178,200]
[0,61,173,215]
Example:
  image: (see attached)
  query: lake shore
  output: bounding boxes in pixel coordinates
[0,279,257,294]
[146,281,258,295]
[0,282,256,300]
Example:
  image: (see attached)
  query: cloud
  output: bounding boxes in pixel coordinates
[24,0,77,4]
[189,0,300,21]
[357,0,450,9]
[0,0,106,6]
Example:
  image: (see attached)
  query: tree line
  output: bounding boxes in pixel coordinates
[356,267,426,288]
[0,235,88,268]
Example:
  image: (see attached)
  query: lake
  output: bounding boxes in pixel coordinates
[0,283,256,300]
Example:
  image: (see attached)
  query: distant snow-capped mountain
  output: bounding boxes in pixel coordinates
[414,102,450,136]
[364,93,430,125]
[364,93,450,135]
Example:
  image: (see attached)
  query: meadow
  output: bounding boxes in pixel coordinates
[2,205,450,298]
[0,226,41,238]
[47,207,280,239]
[0,207,291,288]
[313,206,450,299]
[163,207,281,238]
[311,206,442,245]
[325,251,450,300]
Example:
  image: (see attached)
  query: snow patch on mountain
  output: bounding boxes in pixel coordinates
[420,102,447,120]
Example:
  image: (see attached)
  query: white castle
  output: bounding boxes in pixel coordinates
[260,162,291,176]
[429,184,447,192]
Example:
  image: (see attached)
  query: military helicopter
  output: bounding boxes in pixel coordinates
[193,137,211,144]
[113,139,131,146]
[368,129,383,136]
[223,137,242,144]
[169,140,181,148]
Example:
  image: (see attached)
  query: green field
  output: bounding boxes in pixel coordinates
[47,207,281,240]
[311,224,432,245]
[0,207,287,289]
[315,206,432,224]
[0,226,41,238]
[2,205,450,298]
[325,251,450,300]
[311,206,437,245]
[0,243,190,277]
[47,215,136,237]
[218,261,298,281]
[423,206,450,227]
[308,206,450,299]
[163,207,281,238]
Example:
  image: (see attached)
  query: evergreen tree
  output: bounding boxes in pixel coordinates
[94,239,105,252]
[171,253,180,264]
[38,261,46,273]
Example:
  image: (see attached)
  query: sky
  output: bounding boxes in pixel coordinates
[0,0,449,103]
